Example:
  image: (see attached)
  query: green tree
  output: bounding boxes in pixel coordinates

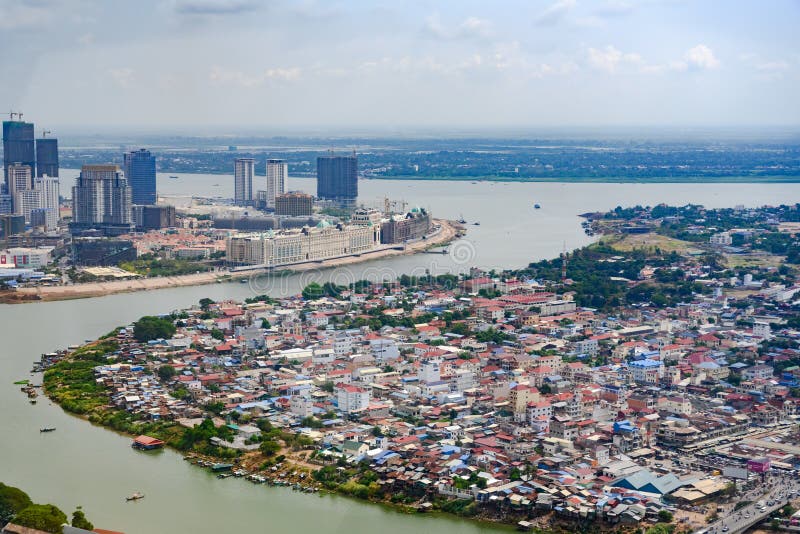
[13,504,67,533]
[133,316,177,342]
[261,318,271,329]
[210,328,225,341]
[199,298,215,310]
[302,282,324,300]
[0,483,32,526]
[157,365,176,381]
[260,440,281,456]
[71,508,94,530]
[657,510,673,523]
[205,401,225,415]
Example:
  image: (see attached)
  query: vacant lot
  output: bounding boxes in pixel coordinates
[603,232,697,254]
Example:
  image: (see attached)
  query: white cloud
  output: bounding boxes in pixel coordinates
[77,32,94,45]
[209,66,301,87]
[264,67,301,81]
[422,14,492,40]
[756,61,789,72]
[0,0,55,30]
[587,45,641,72]
[593,0,634,17]
[108,68,135,88]
[683,44,720,70]
[535,0,576,26]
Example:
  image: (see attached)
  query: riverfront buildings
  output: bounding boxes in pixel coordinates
[317,153,358,205]
[234,158,255,206]
[264,159,287,209]
[123,148,157,205]
[71,164,133,234]
[380,207,432,244]
[226,221,381,267]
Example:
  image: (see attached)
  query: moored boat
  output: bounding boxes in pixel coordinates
[126,492,145,501]
[211,463,233,472]
[40,427,56,432]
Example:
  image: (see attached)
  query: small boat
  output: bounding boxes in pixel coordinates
[212,183,220,187]
[126,492,145,502]
[217,473,231,479]
[169,175,179,179]
[211,463,234,472]
[40,427,56,433]
[473,221,480,226]
[457,214,466,224]
[29,400,37,405]
[534,204,541,209]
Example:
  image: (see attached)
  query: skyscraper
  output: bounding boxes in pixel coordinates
[3,119,35,190]
[72,164,132,233]
[8,163,39,224]
[317,153,358,205]
[234,158,255,206]
[265,159,287,209]
[35,137,59,178]
[123,148,157,205]
[7,163,32,196]
[34,176,60,230]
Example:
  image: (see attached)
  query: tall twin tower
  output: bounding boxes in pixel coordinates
[234,158,287,208]
[234,152,358,209]
[2,115,59,190]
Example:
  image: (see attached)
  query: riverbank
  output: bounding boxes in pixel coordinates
[36,340,535,531]
[0,219,462,304]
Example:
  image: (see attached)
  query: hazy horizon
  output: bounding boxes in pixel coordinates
[2,0,799,131]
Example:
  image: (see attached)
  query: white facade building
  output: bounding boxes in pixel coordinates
[234,158,255,206]
[265,159,287,209]
[33,176,59,230]
[0,247,53,269]
[336,383,370,414]
[419,359,441,384]
[226,223,381,267]
[710,232,733,246]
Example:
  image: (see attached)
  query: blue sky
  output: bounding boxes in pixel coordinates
[1,0,798,130]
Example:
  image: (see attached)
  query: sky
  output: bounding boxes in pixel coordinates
[1,0,799,131]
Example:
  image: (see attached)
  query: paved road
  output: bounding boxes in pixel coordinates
[703,475,800,534]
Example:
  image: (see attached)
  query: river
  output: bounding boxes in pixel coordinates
[2,176,799,533]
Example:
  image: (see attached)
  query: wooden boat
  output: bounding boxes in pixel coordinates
[40,427,56,433]
[126,492,145,501]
